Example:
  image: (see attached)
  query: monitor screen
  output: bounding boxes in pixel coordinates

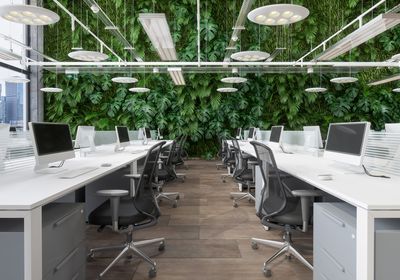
[325,123,369,156]
[270,126,283,143]
[116,126,130,143]
[145,128,151,139]
[30,123,73,156]
[236,128,242,137]
[248,127,255,139]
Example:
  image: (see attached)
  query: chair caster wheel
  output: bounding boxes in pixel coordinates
[233,202,238,208]
[251,242,258,250]
[159,242,165,251]
[263,267,272,278]
[172,201,178,208]
[87,251,95,260]
[149,267,157,278]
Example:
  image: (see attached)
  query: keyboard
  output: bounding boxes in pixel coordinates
[59,166,99,179]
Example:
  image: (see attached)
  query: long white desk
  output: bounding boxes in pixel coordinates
[238,140,400,280]
[0,140,170,280]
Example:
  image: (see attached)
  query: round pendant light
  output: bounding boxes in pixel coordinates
[221,77,248,84]
[305,87,327,93]
[68,50,108,62]
[330,77,358,84]
[391,54,400,62]
[129,87,150,93]
[231,51,270,62]
[40,87,63,93]
[4,76,30,83]
[217,87,238,93]
[393,88,400,93]
[0,4,60,25]
[111,77,138,84]
[248,4,309,26]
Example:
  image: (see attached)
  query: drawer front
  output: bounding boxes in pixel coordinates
[44,244,86,280]
[314,205,356,276]
[43,204,85,275]
[314,246,354,280]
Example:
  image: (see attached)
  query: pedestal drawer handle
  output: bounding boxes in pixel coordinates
[54,209,83,228]
[54,247,79,272]
[322,210,345,228]
[322,248,345,273]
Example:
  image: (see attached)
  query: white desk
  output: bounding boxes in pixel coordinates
[238,140,400,280]
[0,140,170,280]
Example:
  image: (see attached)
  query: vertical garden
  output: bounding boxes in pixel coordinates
[43,0,400,158]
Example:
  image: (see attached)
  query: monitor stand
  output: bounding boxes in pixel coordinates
[34,162,67,174]
[114,145,126,152]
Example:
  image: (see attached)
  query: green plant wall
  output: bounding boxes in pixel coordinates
[43,0,400,158]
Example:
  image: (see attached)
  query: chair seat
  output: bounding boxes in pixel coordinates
[268,198,303,226]
[236,169,253,181]
[88,198,150,227]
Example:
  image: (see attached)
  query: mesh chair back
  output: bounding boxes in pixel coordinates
[250,141,287,218]
[134,141,165,220]
[165,139,177,166]
[231,138,245,174]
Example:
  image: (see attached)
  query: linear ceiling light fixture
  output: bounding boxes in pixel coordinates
[0,4,60,25]
[231,51,270,62]
[139,13,177,61]
[221,77,248,84]
[248,4,309,26]
[368,74,400,86]
[167,68,185,86]
[316,13,400,61]
[0,47,21,60]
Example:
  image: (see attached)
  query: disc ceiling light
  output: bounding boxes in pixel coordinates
[231,51,270,62]
[4,76,30,83]
[221,77,248,84]
[248,4,309,26]
[68,50,108,62]
[393,88,400,93]
[129,87,150,93]
[0,4,60,25]
[330,77,359,84]
[305,87,327,93]
[40,87,63,93]
[111,77,138,84]
[217,88,238,93]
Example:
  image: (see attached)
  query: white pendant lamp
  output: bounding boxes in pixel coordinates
[221,77,247,84]
[40,87,63,93]
[129,87,150,93]
[248,4,309,26]
[217,87,238,93]
[0,4,60,25]
[391,54,400,62]
[393,88,400,93]
[4,76,30,83]
[330,77,358,84]
[231,51,270,62]
[111,77,138,84]
[68,50,108,62]
[305,87,327,93]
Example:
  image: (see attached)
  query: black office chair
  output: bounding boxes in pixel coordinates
[229,139,257,207]
[249,141,321,277]
[220,138,236,182]
[172,135,188,169]
[154,139,184,208]
[87,141,166,279]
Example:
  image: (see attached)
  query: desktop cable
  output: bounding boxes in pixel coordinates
[362,165,390,179]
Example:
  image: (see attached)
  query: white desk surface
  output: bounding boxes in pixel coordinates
[0,141,170,210]
[238,140,400,211]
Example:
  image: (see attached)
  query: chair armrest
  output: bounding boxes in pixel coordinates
[160,155,169,159]
[125,174,141,179]
[291,189,324,197]
[247,160,258,166]
[96,189,129,232]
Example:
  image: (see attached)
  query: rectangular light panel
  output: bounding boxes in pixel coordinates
[316,13,400,61]
[0,47,21,60]
[368,74,400,86]
[168,68,185,86]
[139,13,177,61]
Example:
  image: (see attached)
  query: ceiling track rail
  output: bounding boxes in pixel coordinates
[223,0,255,62]
[52,0,123,62]
[296,0,386,64]
[82,0,143,62]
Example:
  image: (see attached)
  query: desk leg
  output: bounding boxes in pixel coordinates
[356,207,374,280]
[130,161,138,196]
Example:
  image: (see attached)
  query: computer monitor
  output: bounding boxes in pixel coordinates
[0,124,10,170]
[324,122,370,166]
[236,128,242,140]
[74,126,96,152]
[29,122,75,171]
[385,123,400,133]
[269,126,284,143]
[115,126,130,150]
[303,126,323,149]
[247,127,255,140]
[144,127,152,140]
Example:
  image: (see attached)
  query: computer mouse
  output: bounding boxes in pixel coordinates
[101,163,112,167]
